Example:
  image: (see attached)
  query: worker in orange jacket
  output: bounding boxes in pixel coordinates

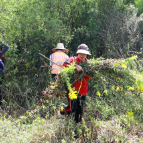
[49,43,69,80]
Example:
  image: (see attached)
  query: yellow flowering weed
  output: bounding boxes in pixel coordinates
[69,90,78,100]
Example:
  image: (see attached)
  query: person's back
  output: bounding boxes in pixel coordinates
[49,43,69,80]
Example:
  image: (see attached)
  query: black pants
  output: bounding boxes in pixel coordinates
[0,72,4,105]
[51,74,57,81]
[60,94,86,123]
[0,86,2,105]
[74,95,86,123]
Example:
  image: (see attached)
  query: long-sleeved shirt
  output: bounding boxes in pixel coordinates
[63,56,90,95]
[0,41,9,71]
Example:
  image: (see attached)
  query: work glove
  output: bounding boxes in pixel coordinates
[76,64,83,72]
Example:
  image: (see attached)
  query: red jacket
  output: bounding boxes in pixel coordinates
[63,56,90,95]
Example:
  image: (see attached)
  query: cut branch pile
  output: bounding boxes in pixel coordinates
[43,56,142,98]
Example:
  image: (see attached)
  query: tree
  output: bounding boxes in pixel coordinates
[97,3,143,58]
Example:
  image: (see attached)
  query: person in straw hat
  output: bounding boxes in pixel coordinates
[49,43,69,80]
[60,43,91,123]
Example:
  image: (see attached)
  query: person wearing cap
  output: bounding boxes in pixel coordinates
[60,44,91,123]
[49,43,69,80]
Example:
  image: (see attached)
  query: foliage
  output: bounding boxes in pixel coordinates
[97,3,143,58]
[45,56,143,99]
[0,91,142,142]
[0,0,143,142]
[0,0,72,108]
[135,0,143,16]
[0,0,143,108]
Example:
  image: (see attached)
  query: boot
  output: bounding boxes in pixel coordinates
[60,103,71,115]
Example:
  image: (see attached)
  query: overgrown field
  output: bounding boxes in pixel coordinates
[0,57,143,142]
[0,92,143,143]
[0,0,143,142]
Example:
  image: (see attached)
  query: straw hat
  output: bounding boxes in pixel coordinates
[76,44,91,55]
[52,43,69,52]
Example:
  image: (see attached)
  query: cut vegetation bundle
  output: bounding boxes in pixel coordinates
[43,55,143,99]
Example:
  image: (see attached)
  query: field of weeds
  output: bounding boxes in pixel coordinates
[0,92,143,143]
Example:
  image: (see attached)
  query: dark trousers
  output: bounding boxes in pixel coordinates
[0,87,2,105]
[52,74,57,81]
[0,72,4,106]
[74,95,86,123]
[60,93,86,123]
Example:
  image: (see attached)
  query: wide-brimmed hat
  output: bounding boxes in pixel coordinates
[76,44,91,55]
[52,43,69,52]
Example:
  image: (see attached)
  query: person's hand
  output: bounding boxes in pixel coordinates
[76,64,83,72]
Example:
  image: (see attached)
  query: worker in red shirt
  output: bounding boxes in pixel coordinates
[60,44,91,123]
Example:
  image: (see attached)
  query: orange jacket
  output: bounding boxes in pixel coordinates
[51,51,69,74]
